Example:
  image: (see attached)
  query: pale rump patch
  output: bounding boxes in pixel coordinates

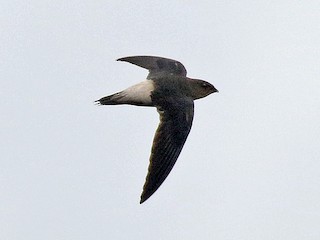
[121,80,154,105]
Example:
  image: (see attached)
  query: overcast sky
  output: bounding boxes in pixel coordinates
[1,1,320,239]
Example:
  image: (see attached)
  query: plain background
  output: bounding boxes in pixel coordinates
[1,1,320,239]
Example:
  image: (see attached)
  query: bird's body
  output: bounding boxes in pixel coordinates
[96,56,218,203]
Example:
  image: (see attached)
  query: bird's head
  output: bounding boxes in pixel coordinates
[189,79,218,100]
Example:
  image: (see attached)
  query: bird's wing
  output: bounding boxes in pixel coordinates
[117,56,187,79]
[140,95,194,203]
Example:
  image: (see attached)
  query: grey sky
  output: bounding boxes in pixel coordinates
[1,1,320,239]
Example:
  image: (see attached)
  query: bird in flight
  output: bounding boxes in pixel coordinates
[96,56,218,203]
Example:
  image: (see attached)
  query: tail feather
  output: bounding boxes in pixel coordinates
[95,92,125,105]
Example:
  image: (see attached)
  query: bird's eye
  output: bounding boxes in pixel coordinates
[201,83,208,88]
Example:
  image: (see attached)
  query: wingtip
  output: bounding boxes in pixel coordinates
[139,195,147,204]
[116,56,134,62]
[115,55,187,78]
[140,189,155,204]
[116,57,124,62]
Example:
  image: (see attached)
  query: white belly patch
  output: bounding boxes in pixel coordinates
[122,80,154,105]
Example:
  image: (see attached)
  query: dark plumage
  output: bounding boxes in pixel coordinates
[96,56,218,203]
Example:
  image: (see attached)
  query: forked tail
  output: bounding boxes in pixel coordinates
[95,92,125,105]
